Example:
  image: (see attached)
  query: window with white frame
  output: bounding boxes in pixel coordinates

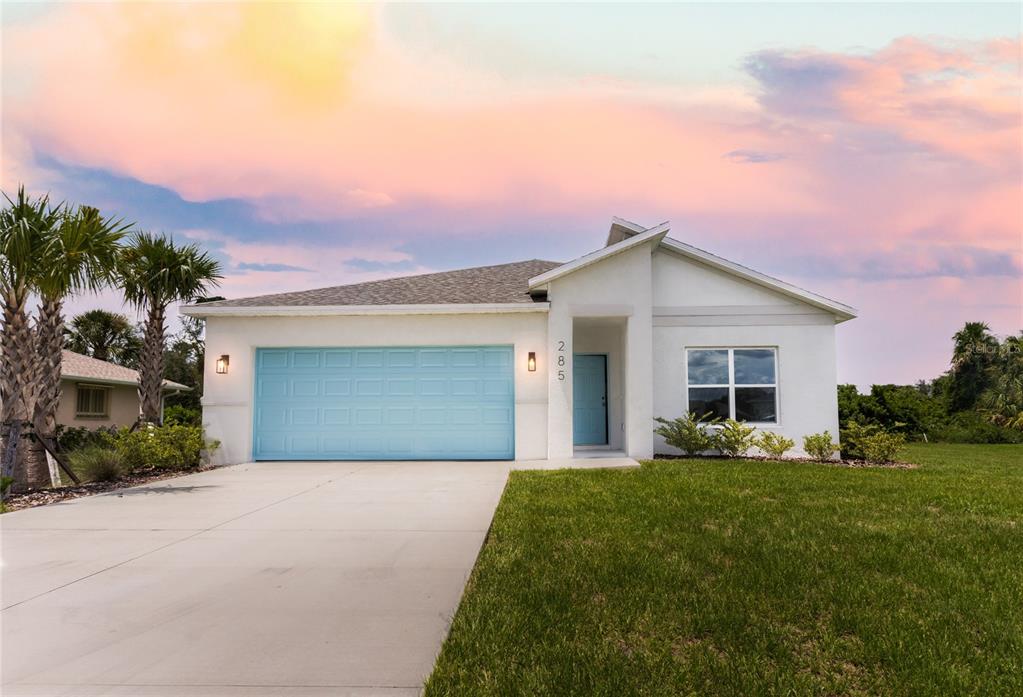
[75,384,110,418]
[686,348,778,423]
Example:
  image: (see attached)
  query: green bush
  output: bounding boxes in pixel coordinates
[842,421,906,463]
[930,411,1023,444]
[756,431,795,458]
[654,413,719,455]
[714,419,757,457]
[70,447,126,482]
[55,424,117,453]
[803,431,839,461]
[115,424,217,471]
[163,404,201,426]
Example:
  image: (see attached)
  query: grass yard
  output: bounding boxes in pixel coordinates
[426,444,1023,696]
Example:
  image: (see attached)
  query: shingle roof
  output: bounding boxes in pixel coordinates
[196,259,563,308]
[61,350,189,391]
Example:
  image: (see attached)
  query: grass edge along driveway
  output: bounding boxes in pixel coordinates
[426,444,1023,696]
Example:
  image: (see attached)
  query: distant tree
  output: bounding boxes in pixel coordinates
[163,316,205,411]
[948,322,999,412]
[66,309,142,367]
[120,233,221,424]
[979,334,1023,430]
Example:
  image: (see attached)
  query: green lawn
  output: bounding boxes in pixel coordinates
[426,444,1023,696]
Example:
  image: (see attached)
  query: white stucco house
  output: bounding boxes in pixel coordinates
[181,219,856,464]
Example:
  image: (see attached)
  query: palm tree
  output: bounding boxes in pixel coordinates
[27,205,130,479]
[979,334,1023,430]
[66,309,142,367]
[949,321,999,412]
[121,233,222,424]
[0,187,62,492]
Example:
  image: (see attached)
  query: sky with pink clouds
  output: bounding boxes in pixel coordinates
[2,2,1021,388]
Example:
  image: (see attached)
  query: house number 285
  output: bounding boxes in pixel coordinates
[556,340,566,380]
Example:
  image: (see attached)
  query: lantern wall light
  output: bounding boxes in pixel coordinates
[527,352,537,372]
[215,355,230,374]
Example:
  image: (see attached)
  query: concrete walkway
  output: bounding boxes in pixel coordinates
[1,458,636,696]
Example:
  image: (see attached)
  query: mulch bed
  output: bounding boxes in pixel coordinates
[2,468,195,513]
[651,453,917,469]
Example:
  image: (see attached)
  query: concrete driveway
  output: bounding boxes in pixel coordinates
[0,461,516,696]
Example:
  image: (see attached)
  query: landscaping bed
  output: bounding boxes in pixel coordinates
[426,443,1023,696]
[2,467,202,512]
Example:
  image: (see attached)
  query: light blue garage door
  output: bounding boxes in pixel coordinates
[253,346,515,461]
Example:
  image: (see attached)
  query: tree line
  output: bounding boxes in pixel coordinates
[1,186,222,493]
[839,322,1022,442]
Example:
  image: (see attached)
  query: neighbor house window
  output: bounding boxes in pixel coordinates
[75,385,110,418]
[686,348,777,423]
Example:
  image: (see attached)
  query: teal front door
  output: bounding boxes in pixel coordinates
[573,354,608,446]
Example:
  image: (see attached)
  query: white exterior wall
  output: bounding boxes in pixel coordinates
[201,312,549,464]
[546,241,656,459]
[651,249,841,456]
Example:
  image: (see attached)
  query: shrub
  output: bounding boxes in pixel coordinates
[756,431,795,458]
[163,404,201,426]
[115,424,217,471]
[70,447,126,482]
[714,419,757,457]
[55,424,117,453]
[842,421,906,463]
[654,413,719,455]
[929,411,1023,444]
[803,431,839,461]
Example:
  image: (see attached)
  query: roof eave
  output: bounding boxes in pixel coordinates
[61,375,191,390]
[180,302,551,318]
[658,237,858,322]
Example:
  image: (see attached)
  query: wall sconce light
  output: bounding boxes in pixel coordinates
[215,355,230,374]
[527,352,537,372]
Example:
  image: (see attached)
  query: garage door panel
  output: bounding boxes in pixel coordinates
[253,346,514,460]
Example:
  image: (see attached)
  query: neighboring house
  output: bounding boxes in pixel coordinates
[182,218,856,464]
[56,350,189,428]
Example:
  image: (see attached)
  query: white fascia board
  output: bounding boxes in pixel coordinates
[610,216,648,233]
[528,222,670,289]
[179,302,551,318]
[659,236,858,322]
[62,375,190,390]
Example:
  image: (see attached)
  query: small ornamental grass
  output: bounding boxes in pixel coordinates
[70,446,127,482]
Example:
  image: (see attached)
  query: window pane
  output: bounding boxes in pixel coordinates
[688,387,730,420]
[735,387,776,422]
[734,349,775,384]
[687,350,729,385]
[77,389,89,414]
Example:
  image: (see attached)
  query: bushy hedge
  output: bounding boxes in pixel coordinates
[116,424,216,470]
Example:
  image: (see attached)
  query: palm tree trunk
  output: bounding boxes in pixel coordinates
[1,285,41,492]
[138,305,166,424]
[27,297,65,486]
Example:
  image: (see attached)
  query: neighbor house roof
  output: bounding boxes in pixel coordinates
[184,259,562,313]
[61,350,189,391]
